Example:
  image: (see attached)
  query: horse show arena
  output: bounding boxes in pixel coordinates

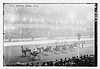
[3,38,94,65]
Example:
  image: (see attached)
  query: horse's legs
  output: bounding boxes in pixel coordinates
[22,50,26,57]
[22,51,23,56]
[24,52,26,57]
[23,51,26,57]
[22,50,25,57]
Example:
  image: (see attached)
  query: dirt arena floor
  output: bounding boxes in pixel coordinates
[3,43,94,65]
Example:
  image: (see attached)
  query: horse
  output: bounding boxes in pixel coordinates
[37,47,43,53]
[43,46,51,52]
[54,46,61,51]
[21,46,31,57]
[40,46,51,53]
[28,51,41,60]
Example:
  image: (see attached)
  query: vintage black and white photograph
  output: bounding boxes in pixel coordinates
[3,3,97,67]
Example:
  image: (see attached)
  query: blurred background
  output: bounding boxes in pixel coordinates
[3,4,94,42]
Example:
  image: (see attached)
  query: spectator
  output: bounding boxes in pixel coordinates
[41,62,45,66]
[58,58,63,66]
[64,57,68,66]
[54,59,59,66]
[5,54,95,66]
[30,63,34,66]
[49,61,53,66]
[35,62,39,66]
[46,62,50,66]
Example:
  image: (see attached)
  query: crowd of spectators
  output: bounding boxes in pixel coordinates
[5,54,96,66]
[4,28,50,40]
[4,27,93,41]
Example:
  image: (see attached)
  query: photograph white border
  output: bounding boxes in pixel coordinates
[0,0,100,69]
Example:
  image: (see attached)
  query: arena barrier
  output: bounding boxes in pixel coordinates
[4,38,94,47]
[11,38,33,42]
[34,37,48,41]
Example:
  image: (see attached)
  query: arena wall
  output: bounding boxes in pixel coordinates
[4,38,94,47]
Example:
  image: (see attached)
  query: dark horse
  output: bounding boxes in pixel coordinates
[21,46,31,57]
[29,51,41,60]
[42,46,51,52]
[53,46,61,52]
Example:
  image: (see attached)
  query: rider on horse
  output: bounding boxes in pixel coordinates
[21,46,31,57]
[29,49,41,60]
[21,46,26,57]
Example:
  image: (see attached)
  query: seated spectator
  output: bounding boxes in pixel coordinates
[26,62,29,66]
[46,62,50,66]
[30,63,34,66]
[54,59,59,66]
[41,62,46,66]
[35,62,39,66]
[86,54,89,58]
[80,55,83,59]
[83,55,86,59]
[58,58,64,66]
[5,54,95,66]
[49,61,53,66]
[67,58,71,63]
[64,57,68,66]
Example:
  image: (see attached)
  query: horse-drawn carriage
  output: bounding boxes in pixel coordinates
[21,46,41,60]
[29,51,41,60]
[20,42,79,60]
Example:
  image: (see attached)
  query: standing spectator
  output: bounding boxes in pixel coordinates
[64,58,68,66]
